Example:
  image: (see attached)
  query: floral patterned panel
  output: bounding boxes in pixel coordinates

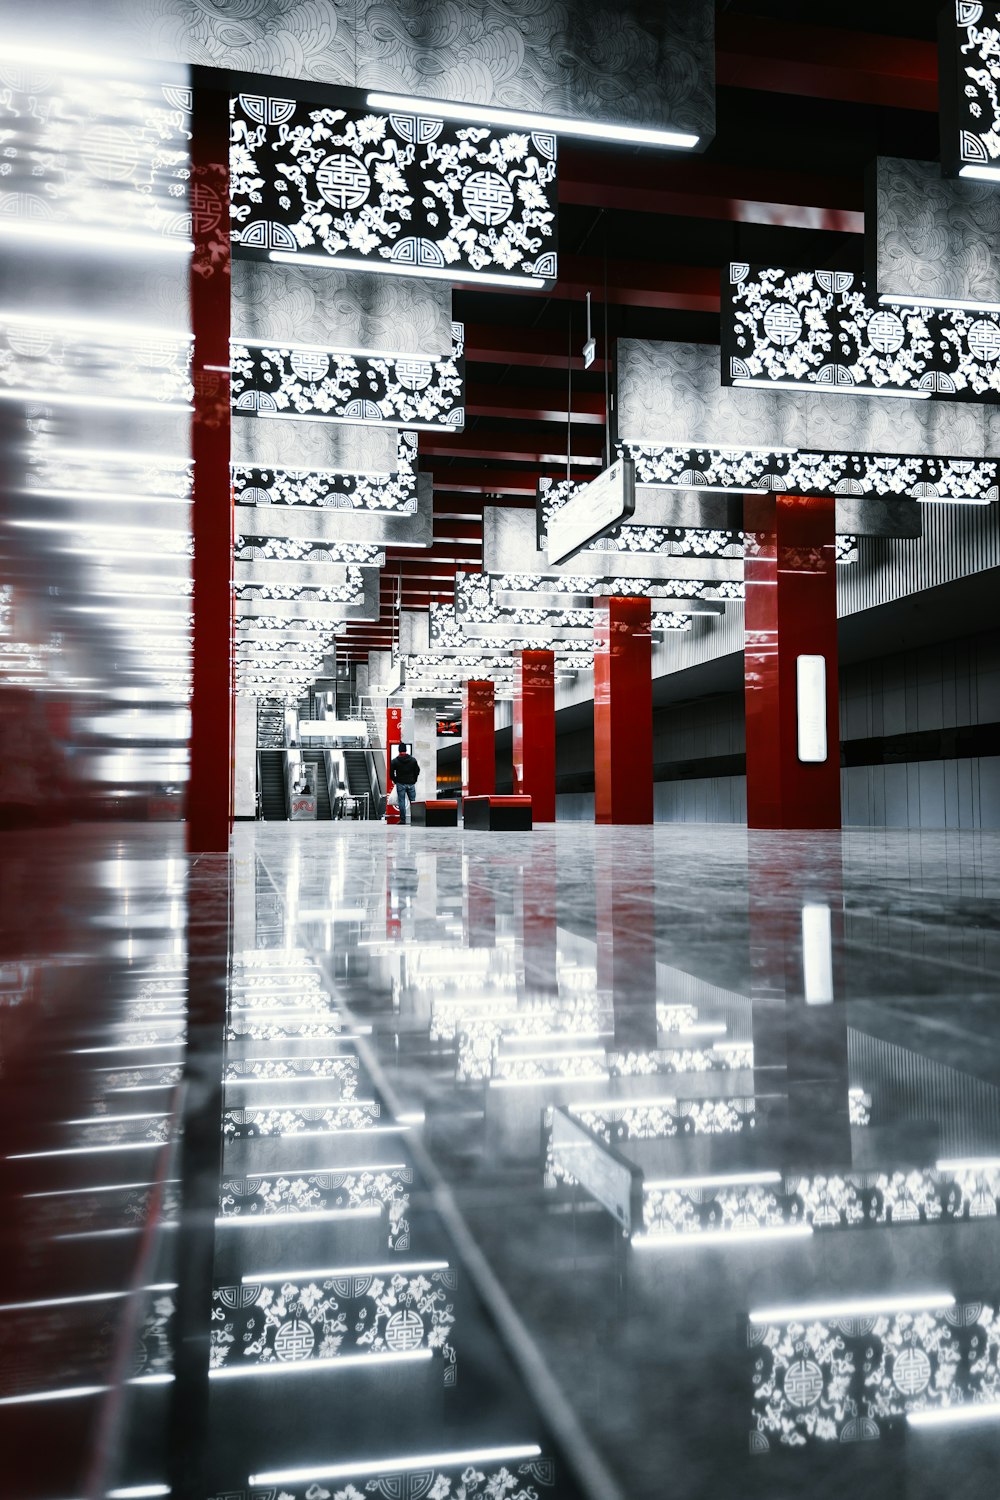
[231,325,464,429]
[724,264,1000,402]
[211,1268,456,1383]
[572,1095,758,1146]
[750,1300,1000,1448]
[207,1452,555,1500]
[223,1101,381,1139]
[220,1166,413,1252]
[940,4,1000,177]
[230,94,557,286]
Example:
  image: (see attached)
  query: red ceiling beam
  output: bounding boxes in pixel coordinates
[420,430,605,463]
[559,146,864,234]
[715,15,937,113]
[464,322,611,371]
[465,384,605,424]
[432,467,595,497]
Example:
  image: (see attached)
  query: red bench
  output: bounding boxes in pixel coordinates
[463,795,533,831]
[410,799,459,827]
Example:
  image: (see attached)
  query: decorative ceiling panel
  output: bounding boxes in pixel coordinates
[230,91,557,287]
[232,430,418,513]
[869,157,1000,311]
[230,323,464,429]
[234,472,432,547]
[723,262,1000,400]
[354,0,715,142]
[234,536,386,566]
[231,412,397,474]
[231,257,453,356]
[617,340,1000,503]
[939,2,1000,179]
[485,505,744,581]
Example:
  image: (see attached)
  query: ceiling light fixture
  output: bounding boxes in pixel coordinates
[365,92,699,150]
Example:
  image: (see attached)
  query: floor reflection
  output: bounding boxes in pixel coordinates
[6,822,1000,1497]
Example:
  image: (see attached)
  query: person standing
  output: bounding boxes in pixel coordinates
[389,746,421,824]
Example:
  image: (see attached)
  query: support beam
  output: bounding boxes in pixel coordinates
[462,679,495,799]
[513,650,556,823]
[594,597,653,826]
[744,495,841,831]
[188,79,232,855]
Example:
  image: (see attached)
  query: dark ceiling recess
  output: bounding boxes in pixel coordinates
[337,6,946,659]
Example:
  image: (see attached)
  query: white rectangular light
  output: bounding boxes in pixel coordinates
[959,165,1000,184]
[366,91,698,150]
[209,1349,432,1378]
[644,1171,781,1190]
[732,377,931,400]
[796,654,827,763]
[749,1292,955,1324]
[879,287,1000,315]
[251,1445,542,1486]
[633,1224,812,1249]
[908,1403,1000,1428]
[240,1260,448,1284]
[269,250,543,290]
[801,903,833,1003]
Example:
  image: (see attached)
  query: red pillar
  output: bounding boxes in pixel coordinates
[462,679,495,797]
[513,649,555,821]
[744,495,841,830]
[594,596,653,825]
[187,79,232,853]
[385,704,403,822]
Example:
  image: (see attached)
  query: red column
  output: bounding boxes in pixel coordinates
[385,704,402,822]
[462,679,495,797]
[187,79,232,853]
[594,596,653,825]
[744,495,841,829]
[513,649,555,821]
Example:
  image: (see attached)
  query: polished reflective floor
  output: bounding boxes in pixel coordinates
[5,821,1000,1499]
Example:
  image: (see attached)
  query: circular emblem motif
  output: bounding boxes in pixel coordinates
[968,318,1000,362]
[316,154,372,210]
[763,303,802,346]
[784,1358,824,1408]
[868,310,906,354]
[274,1318,315,1361]
[190,182,222,235]
[82,123,138,181]
[7,326,53,357]
[290,349,330,383]
[396,359,433,391]
[385,1309,424,1352]
[462,170,515,227]
[892,1346,931,1396]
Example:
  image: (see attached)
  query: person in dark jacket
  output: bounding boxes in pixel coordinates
[389,748,420,823]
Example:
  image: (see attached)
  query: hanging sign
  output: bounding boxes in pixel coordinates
[545,457,635,565]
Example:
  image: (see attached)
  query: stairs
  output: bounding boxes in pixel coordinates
[302,749,332,819]
[258,750,287,820]
[344,749,373,816]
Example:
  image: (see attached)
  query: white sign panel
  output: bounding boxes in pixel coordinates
[796,654,828,763]
[546,457,636,565]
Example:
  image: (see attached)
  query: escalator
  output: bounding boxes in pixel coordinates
[344,749,374,817]
[258,750,287,820]
[302,749,332,819]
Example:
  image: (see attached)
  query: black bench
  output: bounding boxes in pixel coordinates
[463,795,533,831]
[411,799,459,827]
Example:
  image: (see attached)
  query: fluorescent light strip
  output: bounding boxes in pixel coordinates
[252,1445,542,1486]
[959,164,1000,184]
[0,391,193,414]
[366,91,698,149]
[241,1260,448,1284]
[644,1171,782,1190]
[936,1157,1000,1172]
[8,1143,167,1160]
[0,222,193,255]
[268,250,543,290]
[879,289,1000,315]
[209,1349,432,1379]
[233,408,459,434]
[917,493,991,506]
[233,335,443,362]
[24,1180,178,1199]
[633,1224,813,1249]
[638,481,767,496]
[217,1207,380,1227]
[64,1112,171,1126]
[748,1292,955,1324]
[0,309,191,344]
[0,1285,175,1312]
[908,1403,1000,1429]
[107,1487,171,1499]
[0,1374,172,1407]
[732,377,931,401]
